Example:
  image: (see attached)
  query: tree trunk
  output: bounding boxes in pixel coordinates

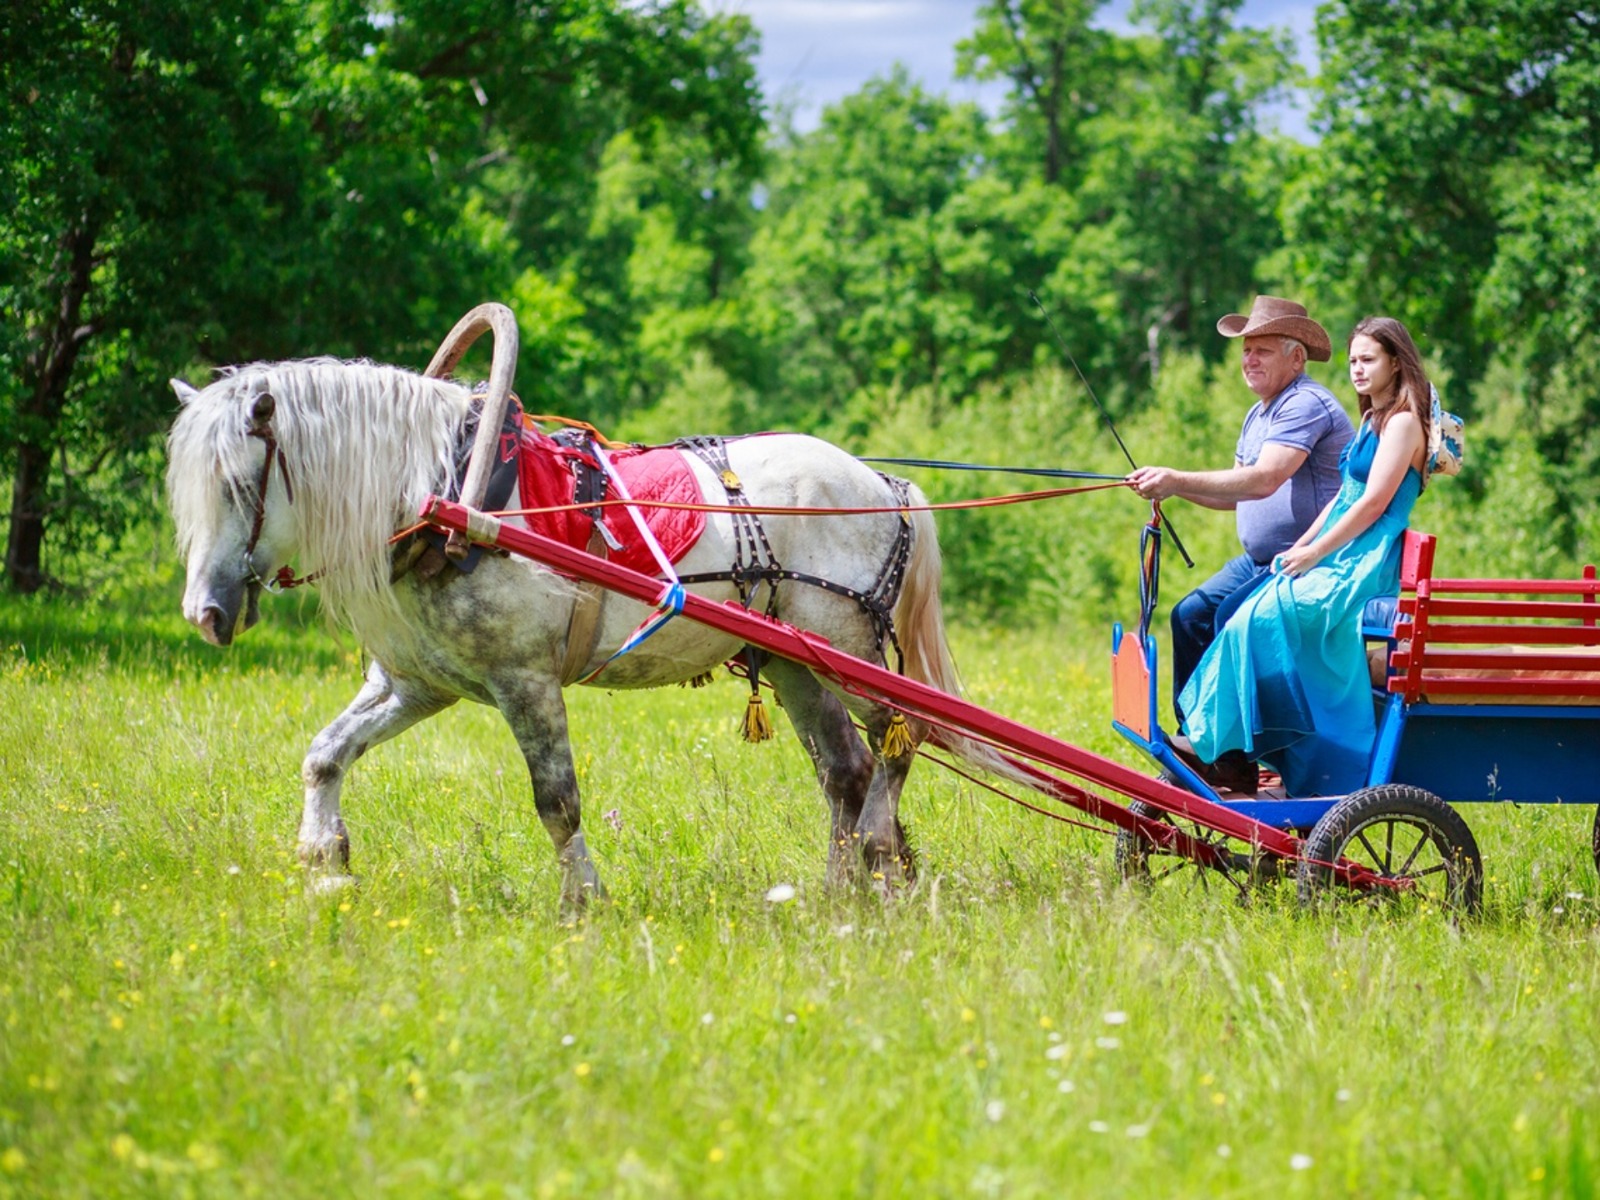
[1044,42,1064,186]
[4,445,51,592]
[5,218,99,594]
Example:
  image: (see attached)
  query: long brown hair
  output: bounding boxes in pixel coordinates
[1348,317,1432,447]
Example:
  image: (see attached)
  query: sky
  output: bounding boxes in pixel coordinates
[723,0,1320,138]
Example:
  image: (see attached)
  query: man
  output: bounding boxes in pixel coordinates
[1127,296,1353,789]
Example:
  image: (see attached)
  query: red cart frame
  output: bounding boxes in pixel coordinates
[420,495,1403,897]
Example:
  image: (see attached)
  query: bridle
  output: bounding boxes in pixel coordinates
[243,424,318,591]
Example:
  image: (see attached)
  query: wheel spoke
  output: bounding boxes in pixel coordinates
[1355,828,1389,871]
[1120,803,1278,901]
[1394,826,1431,876]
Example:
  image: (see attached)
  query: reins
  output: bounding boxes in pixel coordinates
[856,457,1125,482]
[388,478,1132,545]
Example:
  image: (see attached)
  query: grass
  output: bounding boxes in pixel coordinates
[3,576,1599,1198]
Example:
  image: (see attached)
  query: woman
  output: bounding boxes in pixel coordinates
[1177,316,1433,796]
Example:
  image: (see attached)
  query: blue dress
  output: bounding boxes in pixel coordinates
[1178,420,1423,796]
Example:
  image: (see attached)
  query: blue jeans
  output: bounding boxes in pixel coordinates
[1170,552,1272,724]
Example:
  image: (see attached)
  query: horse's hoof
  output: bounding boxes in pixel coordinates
[307,872,359,896]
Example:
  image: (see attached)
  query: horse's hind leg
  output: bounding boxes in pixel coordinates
[854,710,919,892]
[299,661,455,886]
[765,659,906,889]
[489,672,604,914]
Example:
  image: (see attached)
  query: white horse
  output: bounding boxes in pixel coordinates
[166,357,974,907]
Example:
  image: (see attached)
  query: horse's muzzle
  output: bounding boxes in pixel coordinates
[197,604,232,646]
[189,578,261,646]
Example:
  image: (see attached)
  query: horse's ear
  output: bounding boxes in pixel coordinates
[248,388,276,432]
[170,378,199,405]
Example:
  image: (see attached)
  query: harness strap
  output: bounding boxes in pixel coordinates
[553,428,624,552]
[678,435,782,614]
[559,527,611,686]
[674,435,914,672]
[242,426,319,590]
[244,427,284,557]
[405,391,525,582]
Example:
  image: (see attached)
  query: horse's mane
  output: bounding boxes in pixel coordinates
[167,358,472,641]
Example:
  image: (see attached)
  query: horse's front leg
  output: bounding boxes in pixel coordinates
[490,673,605,914]
[299,662,454,886]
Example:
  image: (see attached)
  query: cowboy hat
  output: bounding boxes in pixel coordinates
[1216,295,1332,362]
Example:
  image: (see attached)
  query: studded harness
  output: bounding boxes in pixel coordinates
[671,435,915,673]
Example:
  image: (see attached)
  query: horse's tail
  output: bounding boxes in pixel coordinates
[894,488,1037,789]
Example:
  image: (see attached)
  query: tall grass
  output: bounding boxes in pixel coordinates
[3,565,1598,1198]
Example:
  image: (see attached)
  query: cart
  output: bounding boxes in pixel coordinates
[1111,529,1600,910]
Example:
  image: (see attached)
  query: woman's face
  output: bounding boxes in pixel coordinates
[1348,333,1396,401]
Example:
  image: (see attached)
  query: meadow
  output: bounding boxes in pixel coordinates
[3,569,1599,1199]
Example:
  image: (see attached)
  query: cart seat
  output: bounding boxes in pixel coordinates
[1380,531,1600,706]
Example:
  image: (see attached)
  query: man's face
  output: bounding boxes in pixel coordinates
[1240,336,1303,401]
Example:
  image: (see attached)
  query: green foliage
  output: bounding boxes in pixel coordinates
[737,71,1030,425]
[1287,0,1600,403]
[0,0,764,589]
[1079,0,1301,375]
[6,0,1597,599]
[958,0,1120,186]
[957,0,1301,389]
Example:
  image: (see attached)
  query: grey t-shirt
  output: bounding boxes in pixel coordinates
[1235,375,1354,563]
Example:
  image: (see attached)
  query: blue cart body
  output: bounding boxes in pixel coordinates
[1112,531,1600,834]
[1113,630,1600,834]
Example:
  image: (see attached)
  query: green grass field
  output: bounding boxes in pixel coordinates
[3,582,1599,1198]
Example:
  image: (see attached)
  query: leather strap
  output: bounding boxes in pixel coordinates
[559,527,611,685]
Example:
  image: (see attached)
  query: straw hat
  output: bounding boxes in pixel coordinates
[1216,296,1332,362]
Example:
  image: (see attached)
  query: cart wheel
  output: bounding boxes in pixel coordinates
[1297,785,1482,913]
[1114,794,1272,898]
[1592,804,1600,879]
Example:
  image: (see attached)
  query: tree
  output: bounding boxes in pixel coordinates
[957,0,1120,187]
[1287,1,1598,385]
[0,0,764,591]
[738,71,1041,425]
[1078,0,1299,371]
[955,0,1299,391]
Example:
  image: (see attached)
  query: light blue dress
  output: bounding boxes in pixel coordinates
[1179,419,1423,796]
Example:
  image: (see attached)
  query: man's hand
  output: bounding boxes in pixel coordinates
[1126,466,1183,501]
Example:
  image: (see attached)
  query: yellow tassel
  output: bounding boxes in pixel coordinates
[742,693,774,743]
[882,713,915,759]
[680,671,716,689]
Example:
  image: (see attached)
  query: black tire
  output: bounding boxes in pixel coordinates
[1592,804,1600,880]
[1297,784,1483,913]
[1114,799,1183,883]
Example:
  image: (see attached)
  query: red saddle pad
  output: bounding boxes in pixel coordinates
[515,431,706,575]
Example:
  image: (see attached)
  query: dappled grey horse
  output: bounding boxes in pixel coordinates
[166,353,975,908]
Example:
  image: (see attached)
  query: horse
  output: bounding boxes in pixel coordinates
[165,355,979,909]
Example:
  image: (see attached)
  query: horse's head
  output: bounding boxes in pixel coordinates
[167,373,297,646]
